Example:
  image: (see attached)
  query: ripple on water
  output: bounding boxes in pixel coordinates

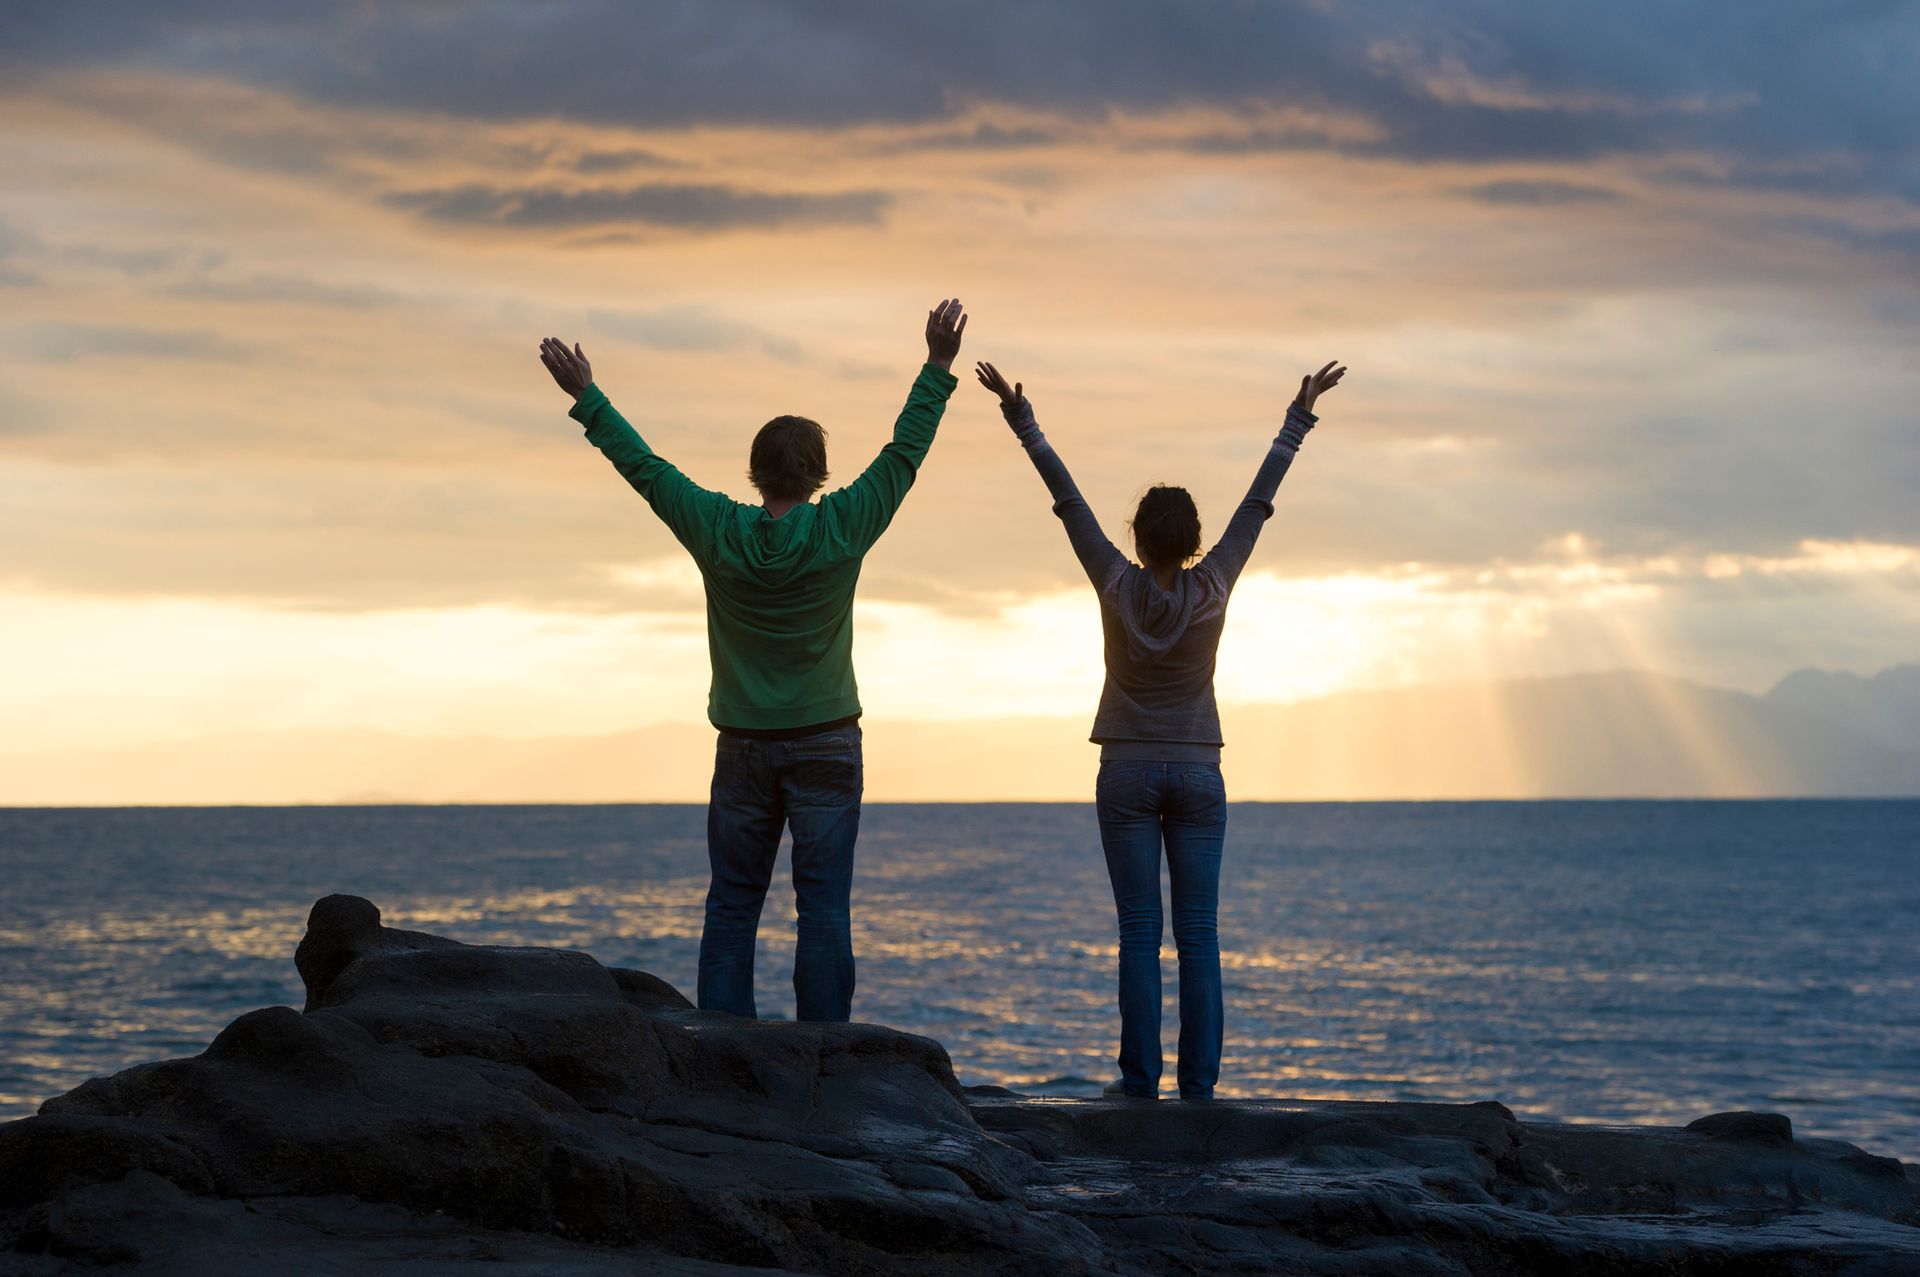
[0,801,1915,1160]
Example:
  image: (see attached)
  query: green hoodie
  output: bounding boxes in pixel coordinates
[571,363,958,731]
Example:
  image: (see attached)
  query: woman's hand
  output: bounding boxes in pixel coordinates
[1294,360,1346,413]
[539,337,594,401]
[925,298,967,370]
[974,360,1023,408]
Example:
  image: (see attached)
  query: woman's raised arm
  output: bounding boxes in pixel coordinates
[975,361,1124,587]
[1200,360,1346,588]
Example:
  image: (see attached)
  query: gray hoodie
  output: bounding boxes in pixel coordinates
[1002,397,1317,762]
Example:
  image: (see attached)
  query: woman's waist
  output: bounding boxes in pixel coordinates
[1096,738,1223,764]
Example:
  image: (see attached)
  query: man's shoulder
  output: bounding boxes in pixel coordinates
[709,501,848,560]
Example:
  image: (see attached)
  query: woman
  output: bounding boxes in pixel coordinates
[975,358,1345,1099]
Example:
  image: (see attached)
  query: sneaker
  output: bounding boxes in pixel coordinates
[1102,1079,1155,1099]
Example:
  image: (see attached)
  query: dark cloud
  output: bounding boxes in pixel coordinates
[1664,155,1920,203]
[1797,219,1920,284]
[4,1,1913,202]
[572,147,679,173]
[22,323,254,363]
[873,122,1066,154]
[1360,99,1653,163]
[1459,179,1622,205]
[1150,127,1353,157]
[383,181,890,230]
[922,122,1061,149]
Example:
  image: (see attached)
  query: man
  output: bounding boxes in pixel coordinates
[537,299,967,1021]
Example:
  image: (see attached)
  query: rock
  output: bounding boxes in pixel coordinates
[1687,1110,1794,1145]
[2,894,1916,1276]
[4,1169,787,1276]
[610,965,695,1012]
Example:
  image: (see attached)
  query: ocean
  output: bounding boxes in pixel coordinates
[1,801,1915,1160]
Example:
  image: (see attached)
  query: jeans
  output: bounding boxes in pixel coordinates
[697,725,862,1021]
[1095,760,1227,1098]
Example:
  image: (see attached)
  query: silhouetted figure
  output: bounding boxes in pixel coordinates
[539,300,967,1021]
[975,357,1345,1098]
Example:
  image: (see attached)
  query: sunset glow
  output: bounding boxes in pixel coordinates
[2,7,1915,800]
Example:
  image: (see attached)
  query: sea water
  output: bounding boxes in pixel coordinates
[1,801,1914,1159]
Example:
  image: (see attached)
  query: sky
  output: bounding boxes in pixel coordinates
[1,2,1917,798]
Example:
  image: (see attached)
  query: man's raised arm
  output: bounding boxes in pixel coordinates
[540,336,728,558]
[820,299,966,552]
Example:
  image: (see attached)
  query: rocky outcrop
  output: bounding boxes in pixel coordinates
[1,895,1915,1275]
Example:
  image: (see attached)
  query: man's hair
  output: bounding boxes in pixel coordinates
[1129,485,1202,569]
[748,415,829,502]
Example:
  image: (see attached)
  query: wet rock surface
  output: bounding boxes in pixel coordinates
[2,895,1915,1275]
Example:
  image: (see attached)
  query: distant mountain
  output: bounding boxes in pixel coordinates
[4,667,1916,804]
[1764,664,1920,752]
[1218,669,1919,799]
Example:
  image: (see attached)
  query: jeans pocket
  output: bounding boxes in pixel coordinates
[711,736,763,804]
[1096,762,1161,826]
[791,756,861,808]
[1177,766,1228,823]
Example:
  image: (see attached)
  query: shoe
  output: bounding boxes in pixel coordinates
[1102,1079,1156,1099]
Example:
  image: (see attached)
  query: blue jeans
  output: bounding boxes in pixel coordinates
[698,725,862,1021]
[1095,760,1227,1098]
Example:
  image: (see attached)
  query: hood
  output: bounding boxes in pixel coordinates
[1114,565,1201,666]
[729,503,823,583]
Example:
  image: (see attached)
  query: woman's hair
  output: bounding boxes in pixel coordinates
[748,415,829,502]
[1129,484,1202,570]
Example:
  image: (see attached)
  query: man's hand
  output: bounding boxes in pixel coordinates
[925,298,967,370]
[539,337,594,402]
[974,360,1023,408]
[1295,360,1346,414]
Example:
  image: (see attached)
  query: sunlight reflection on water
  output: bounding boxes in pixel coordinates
[0,801,1915,1159]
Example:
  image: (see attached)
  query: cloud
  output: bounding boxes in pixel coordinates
[163,273,411,308]
[870,121,1067,154]
[0,219,40,287]
[56,243,186,276]
[0,460,706,613]
[0,217,32,256]
[0,224,213,287]
[589,305,809,363]
[916,122,1061,149]
[1458,179,1622,205]
[572,147,680,174]
[21,323,254,363]
[0,8,1913,624]
[383,181,891,230]
[0,385,50,435]
[1666,154,1920,205]
[5,1,1914,204]
[1764,218,1920,283]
